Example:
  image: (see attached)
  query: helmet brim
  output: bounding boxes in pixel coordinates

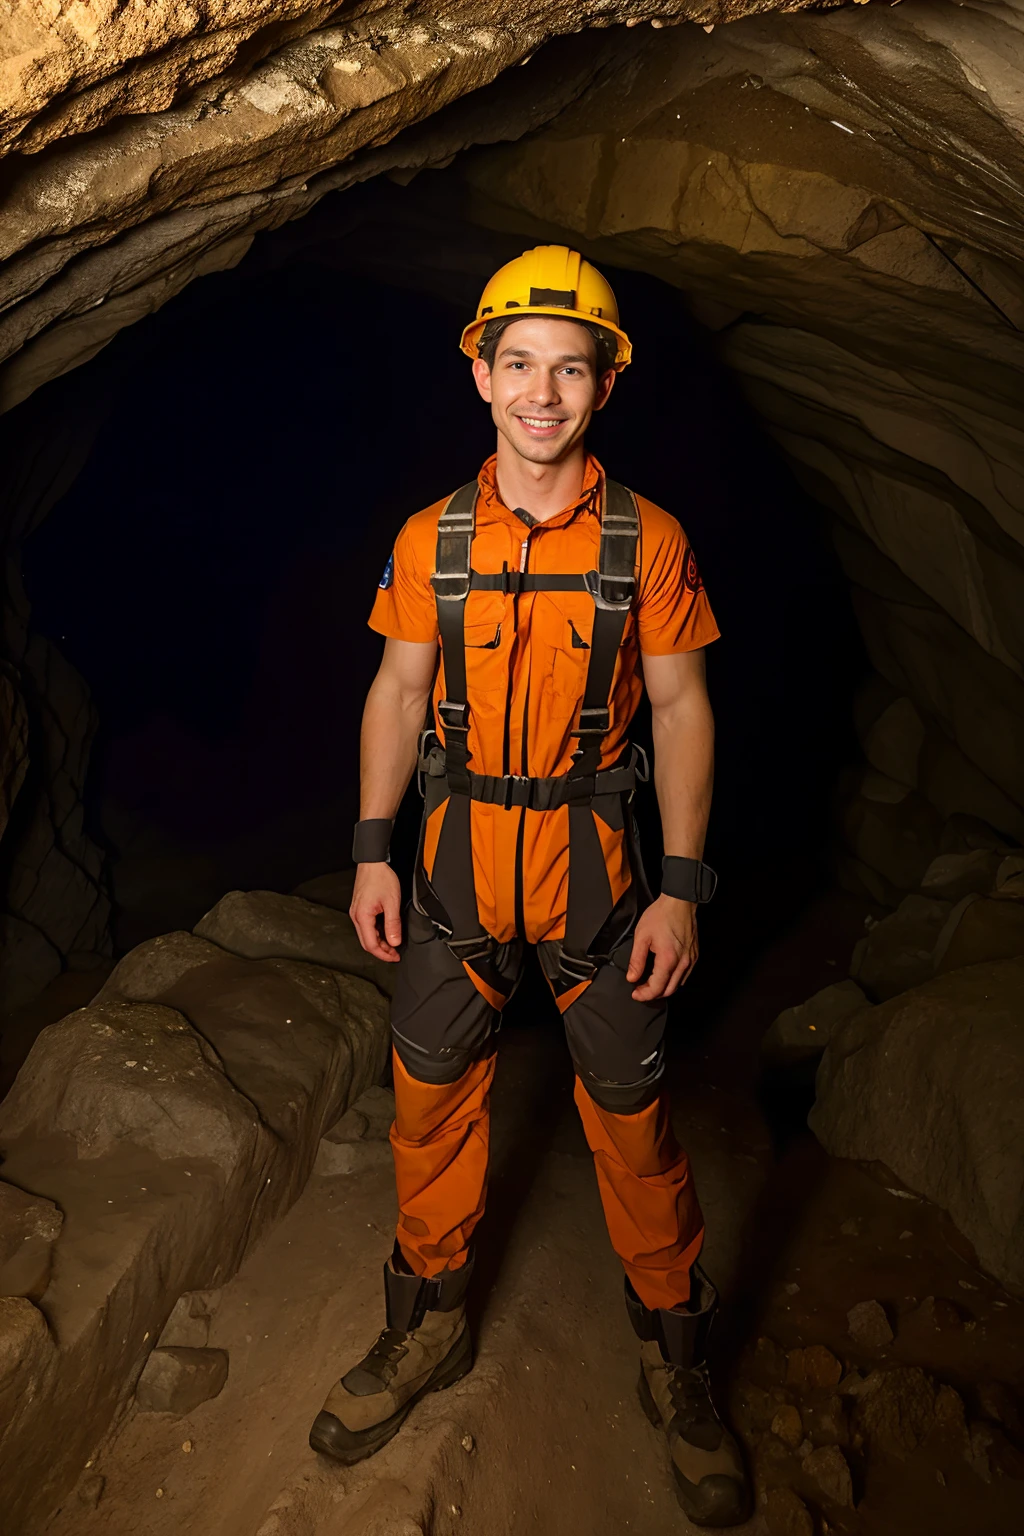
[460,308,632,370]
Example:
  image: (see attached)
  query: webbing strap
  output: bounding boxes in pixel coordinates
[563,480,640,970]
[431,482,478,796]
[566,480,639,798]
[470,571,590,594]
[419,741,639,810]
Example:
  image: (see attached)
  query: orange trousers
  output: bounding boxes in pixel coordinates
[389,1050,705,1312]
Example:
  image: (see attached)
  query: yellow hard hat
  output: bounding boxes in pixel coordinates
[460,245,632,370]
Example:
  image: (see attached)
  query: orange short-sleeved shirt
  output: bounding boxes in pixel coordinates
[370,453,718,782]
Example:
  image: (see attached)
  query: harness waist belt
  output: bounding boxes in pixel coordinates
[420,743,637,810]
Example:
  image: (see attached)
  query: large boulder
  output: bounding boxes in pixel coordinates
[933,895,1024,975]
[0,951,389,1534]
[194,889,396,996]
[849,895,951,1002]
[919,849,1005,903]
[761,980,869,1065]
[810,959,1024,1291]
[841,772,942,894]
[95,930,227,1004]
[0,1001,259,1173]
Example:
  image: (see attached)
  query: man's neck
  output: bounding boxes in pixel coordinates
[493,436,588,524]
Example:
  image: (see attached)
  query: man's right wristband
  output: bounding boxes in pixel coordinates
[352,819,393,864]
[661,856,718,904]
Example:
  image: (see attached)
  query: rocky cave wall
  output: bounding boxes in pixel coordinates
[2,0,1024,1003]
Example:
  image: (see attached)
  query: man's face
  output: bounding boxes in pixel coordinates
[471,316,616,465]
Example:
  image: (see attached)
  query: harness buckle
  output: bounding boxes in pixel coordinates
[446,933,496,963]
[558,948,598,984]
[416,731,443,798]
[438,699,470,733]
[584,567,634,611]
[431,571,472,602]
[574,705,610,739]
[502,774,529,809]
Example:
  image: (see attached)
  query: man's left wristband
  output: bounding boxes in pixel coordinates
[352,819,393,864]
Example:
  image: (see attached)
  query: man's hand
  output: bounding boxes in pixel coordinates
[626,894,699,1002]
[350,863,403,962]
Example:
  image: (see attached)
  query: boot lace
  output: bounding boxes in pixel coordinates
[359,1327,410,1386]
[664,1362,724,1450]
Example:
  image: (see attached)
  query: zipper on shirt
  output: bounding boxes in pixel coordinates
[501,538,531,778]
[512,534,530,938]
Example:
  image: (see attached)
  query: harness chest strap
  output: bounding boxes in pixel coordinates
[429,478,639,806]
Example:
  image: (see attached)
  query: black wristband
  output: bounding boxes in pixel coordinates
[352,819,393,864]
[661,856,717,904]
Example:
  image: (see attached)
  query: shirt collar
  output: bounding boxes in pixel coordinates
[476,452,604,529]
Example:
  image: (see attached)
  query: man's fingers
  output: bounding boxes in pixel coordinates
[632,945,676,1002]
[381,890,403,950]
[663,952,695,998]
[626,931,651,983]
[352,903,399,962]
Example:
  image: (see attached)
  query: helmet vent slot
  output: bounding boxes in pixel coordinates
[529,286,575,307]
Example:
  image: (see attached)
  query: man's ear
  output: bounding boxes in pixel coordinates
[592,368,617,413]
[471,356,493,402]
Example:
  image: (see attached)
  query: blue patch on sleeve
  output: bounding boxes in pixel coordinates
[378,552,395,590]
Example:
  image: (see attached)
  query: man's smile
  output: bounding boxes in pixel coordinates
[515,414,569,434]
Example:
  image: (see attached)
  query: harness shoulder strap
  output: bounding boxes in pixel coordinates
[561,479,640,976]
[430,481,478,793]
[569,479,640,789]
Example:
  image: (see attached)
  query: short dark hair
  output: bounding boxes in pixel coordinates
[477,315,618,375]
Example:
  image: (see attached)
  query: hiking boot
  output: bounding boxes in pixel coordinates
[627,1268,752,1528]
[309,1246,473,1465]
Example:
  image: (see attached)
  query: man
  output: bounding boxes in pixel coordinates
[310,246,750,1527]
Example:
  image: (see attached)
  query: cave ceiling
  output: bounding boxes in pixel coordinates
[2,1,1022,412]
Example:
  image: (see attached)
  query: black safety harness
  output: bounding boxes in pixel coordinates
[416,476,647,989]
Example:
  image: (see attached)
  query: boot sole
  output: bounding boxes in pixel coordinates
[309,1327,473,1466]
[637,1369,752,1529]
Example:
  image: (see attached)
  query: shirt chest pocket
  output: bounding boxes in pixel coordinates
[460,596,509,698]
[545,606,637,700]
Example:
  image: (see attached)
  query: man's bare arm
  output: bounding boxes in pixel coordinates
[351,637,437,961]
[627,649,715,1002]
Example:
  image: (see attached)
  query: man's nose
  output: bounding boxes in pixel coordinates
[528,369,560,405]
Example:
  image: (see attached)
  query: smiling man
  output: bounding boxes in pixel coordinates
[309,247,750,1527]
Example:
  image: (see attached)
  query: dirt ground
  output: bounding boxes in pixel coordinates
[39,893,1024,1536]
